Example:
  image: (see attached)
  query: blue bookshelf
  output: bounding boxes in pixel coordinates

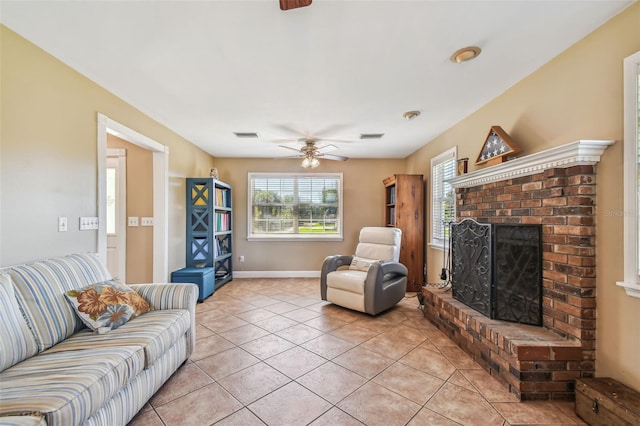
[176,178,233,298]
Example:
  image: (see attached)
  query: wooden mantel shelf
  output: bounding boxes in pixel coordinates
[448,140,615,189]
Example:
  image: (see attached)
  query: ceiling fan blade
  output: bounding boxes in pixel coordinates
[311,124,352,138]
[274,155,303,159]
[279,0,312,11]
[278,144,303,153]
[316,138,358,143]
[316,144,338,154]
[269,137,303,144]
[320,154,349,162]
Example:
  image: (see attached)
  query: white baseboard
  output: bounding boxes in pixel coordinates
[233,270,321,279]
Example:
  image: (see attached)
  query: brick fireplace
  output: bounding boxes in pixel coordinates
[421,140,614,401]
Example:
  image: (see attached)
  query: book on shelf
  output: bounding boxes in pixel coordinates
[215,212,230,231]
[214,237,221,258]
[215,188,229,208]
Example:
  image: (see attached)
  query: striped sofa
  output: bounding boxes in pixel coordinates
[0,253,198,426]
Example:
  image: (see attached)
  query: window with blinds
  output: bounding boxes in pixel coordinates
[618,51,640,297]
[248,173,343,240]
[431,147,457,248]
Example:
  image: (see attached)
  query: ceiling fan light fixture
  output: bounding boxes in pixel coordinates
[402,111,421,120]
[450,46,481,63]
[301,156,319,168]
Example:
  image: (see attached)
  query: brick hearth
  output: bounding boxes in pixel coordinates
[422,288,583,400]
[421,140,614,401]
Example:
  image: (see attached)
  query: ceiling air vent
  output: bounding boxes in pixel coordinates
[233,132,259,138]
[360,133,384,140]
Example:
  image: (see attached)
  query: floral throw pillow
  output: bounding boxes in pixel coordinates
[65,280,151,334]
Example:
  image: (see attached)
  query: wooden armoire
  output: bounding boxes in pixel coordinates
[383,174,424,291]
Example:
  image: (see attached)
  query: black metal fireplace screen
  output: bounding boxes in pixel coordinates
[450,219,542,326]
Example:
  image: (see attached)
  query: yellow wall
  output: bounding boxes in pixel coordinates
[0,25,216,271]
[215,157,407,272]
[406,3,640,390]
[107,134,153,283]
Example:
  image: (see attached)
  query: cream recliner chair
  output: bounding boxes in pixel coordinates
[320,227,408,315]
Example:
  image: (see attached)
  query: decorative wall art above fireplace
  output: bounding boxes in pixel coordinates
[475,126,520,166]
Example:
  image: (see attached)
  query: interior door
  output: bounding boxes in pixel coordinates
[106,149,127,281]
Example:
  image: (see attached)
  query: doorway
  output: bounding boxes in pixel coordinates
[106,148,127,281]
[97,113,169,282]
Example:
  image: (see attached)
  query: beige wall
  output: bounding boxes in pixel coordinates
[107,134,153,283]
[0,25,216,272]
[215,157,407,271]
[406,3,640,390]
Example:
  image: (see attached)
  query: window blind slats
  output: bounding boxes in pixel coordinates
[248,173,343,239]
[431,148,457,246]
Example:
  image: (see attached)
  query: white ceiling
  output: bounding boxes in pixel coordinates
[1,0,634,160]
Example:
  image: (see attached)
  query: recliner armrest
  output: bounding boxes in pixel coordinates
[320,255,353,300]
[365,261,407,284]
[379,261,408,277]
[322,255,353,273]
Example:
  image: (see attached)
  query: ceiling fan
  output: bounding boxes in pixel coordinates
[277,139,348,168]
[280,0,312,11]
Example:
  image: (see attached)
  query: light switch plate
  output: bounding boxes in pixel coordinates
[128,217,139,227]
[79,216,99,230]
[141,217,154,226]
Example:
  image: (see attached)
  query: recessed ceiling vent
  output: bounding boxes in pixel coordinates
[360,133,384,140]
[233,132,259,138]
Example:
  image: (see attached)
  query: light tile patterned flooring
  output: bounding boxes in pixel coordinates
[129,278,586,426]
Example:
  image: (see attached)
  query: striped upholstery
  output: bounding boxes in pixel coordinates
[7,261,77,352]
[130,283,198,357]
[46,309,191,369]
[6,253,113,352]
[0,415,47,426]
[84,337,188,426]
[0,254,197,426]
[0,274,38,372]
[0,345,145,426]
[60,254,113,285]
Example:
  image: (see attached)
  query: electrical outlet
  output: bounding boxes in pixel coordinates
[128,217,139,227]
[141,217,154,226]
[58,217,68,232]
[239,255,245,262]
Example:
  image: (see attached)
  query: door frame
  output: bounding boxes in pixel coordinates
[97,113,169,282]
[106,148,127,282]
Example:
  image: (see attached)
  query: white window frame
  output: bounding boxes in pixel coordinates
[430,147,457,250]
[247,172,343,241]
[617,50,640,298]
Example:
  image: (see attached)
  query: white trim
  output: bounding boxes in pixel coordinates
[618,50,640,299]
[430,146,457,248]
[153,147,169,282]
[97,115,108,266]
[246,236,343,242]
[107,148,127,282]
[448,140,615,189]
[616,282,640,298]
[234,270,320,279]
[97,113,169,282]
[247,172,344,241]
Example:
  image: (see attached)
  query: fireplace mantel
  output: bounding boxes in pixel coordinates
[448,140,615,189]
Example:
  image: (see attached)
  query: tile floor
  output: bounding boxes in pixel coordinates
[128,278,587,426]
